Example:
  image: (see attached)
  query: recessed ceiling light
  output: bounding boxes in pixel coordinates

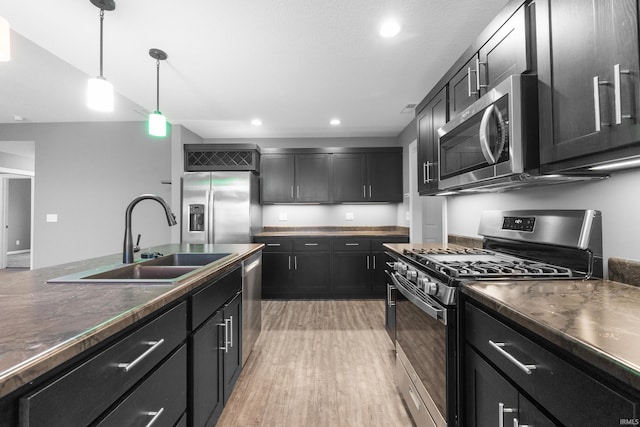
[251,119,262,126]
[380,19,401,38]
[330,118,341,126]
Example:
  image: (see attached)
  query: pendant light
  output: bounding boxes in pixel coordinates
[148,48,168,137]
[0,16,10,62]
[87,0,116,112]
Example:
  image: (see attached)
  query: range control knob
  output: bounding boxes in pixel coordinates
[406,270,417,281]
[397,263,408,275]
[418,277,438,295]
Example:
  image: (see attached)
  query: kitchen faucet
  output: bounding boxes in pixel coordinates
[123,194,177,263]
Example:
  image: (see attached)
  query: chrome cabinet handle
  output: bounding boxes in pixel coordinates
[423,162,428,184]
[373,255,376,269]
[296,185,300,198]
[266,243,281,247]
[144,408,165,427]
[288,255,291,270]
[367,255,370,270]
[593,75,610,131]
[229,315,233,348]
[489,340,537,374]
[117,339,165,372]
[467,67,476,97]
[304,243,318,246]
[290,185,294,199]
[363,185,366,198]
[218,321,228,352]
[513,418,529,427]
[498,402,517,427]
[294,255,297,270]
[345,243,360,246]
[476,58,487,91]
[368,185,372,198]
[614,64,633,124]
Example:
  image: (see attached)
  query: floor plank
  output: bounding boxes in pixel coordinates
[216,300,414,427]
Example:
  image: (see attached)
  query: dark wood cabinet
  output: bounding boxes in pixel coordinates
[332,150,402,203]
[449,55,479,118]
[261,153,330,203]
[256,237,330,298]
[190,266,242,427]
[331,250,371,297]
[537,0,640,170]
[417,86,448,195]
[478,5,530,94]
[461,300,640,426]
[464,344,554,427]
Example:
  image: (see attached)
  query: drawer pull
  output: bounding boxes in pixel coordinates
[266,243,281,247]
[218,322,229,352]
[345,243,360,246]
[117,339,165,372]
[144,408,164,427]
[304,243,318,246]
[489,340,536,375]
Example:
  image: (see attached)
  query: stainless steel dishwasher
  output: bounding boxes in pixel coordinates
[242,252,262,365]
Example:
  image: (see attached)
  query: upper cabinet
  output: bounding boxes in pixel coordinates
[332,149,403,203]
[417,87,448,195]
[448,5,531,119]
[261,153,330,203]
[261,148,403,204]
[537,0,640,170]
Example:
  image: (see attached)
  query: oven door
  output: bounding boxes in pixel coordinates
[391,272,456,426]
[437,74,528,190]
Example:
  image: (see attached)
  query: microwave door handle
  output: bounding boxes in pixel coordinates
[479,104,507,165]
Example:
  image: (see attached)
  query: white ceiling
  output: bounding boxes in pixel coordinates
[0,0,509,139]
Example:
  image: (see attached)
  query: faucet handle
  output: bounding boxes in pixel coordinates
[133,234,141,253]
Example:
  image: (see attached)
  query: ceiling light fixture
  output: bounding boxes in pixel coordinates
[380,19,401,38]
[0,16,10,62]
[148,48,168,137]
[87,0,116,112]
[251,119,263,126]
[330,118,341,126]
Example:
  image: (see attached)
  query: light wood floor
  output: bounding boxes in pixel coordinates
[217,300,415,427]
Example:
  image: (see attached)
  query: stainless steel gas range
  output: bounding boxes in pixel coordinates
[386,210,603,427]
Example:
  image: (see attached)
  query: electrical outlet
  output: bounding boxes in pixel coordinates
[345,212,354,221]
[15,240,19,246]
[279,212,288,221]
[46,214,58,223]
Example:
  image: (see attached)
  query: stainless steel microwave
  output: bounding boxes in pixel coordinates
[437,74,538,190]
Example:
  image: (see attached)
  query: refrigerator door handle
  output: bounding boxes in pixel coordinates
[207,189,215,244]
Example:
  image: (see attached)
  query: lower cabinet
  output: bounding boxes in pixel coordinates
[17,262,247,427]
[190,266,243,427]
[462,300,640,426]
[256,235,408,299]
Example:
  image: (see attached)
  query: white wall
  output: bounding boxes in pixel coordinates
[447,169,640,267]
[2,122,173,268]
[263,204,399,227]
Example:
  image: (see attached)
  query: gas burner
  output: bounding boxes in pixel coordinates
[437,259,573,279]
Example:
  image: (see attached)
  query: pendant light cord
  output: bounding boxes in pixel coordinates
[99,9,104,78]
[156,59,160,113]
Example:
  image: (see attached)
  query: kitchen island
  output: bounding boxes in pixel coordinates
[0,243,262,426]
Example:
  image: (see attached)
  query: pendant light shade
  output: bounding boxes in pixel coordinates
[148,48,168,137]
[87,0,116,112]
[0,16,10,62]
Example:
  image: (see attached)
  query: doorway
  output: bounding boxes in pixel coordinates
[3,177,32,269]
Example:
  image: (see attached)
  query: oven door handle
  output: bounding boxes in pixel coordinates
[390,272,446,325]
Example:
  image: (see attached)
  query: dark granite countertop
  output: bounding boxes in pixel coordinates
[254,226,409,238]
[0,243,263,399]
[384,243,640,392]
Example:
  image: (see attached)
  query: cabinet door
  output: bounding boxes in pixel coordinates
[538,0,640,166]
[449,55,480,117]
[370,251,390,297]
[191,311,224,427]
[223,294,242,404]
[331,251,371,297]
[292,252,331,298]
[417,86,448,195]
[479,5,530,93]
[464,345,519,427]
[367,152,403,202]
[332,153,367,202]
[261,252,291,298]
[261,154,295,203]
[295,153,330,202]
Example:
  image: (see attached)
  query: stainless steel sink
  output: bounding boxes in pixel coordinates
[47,252,237,284]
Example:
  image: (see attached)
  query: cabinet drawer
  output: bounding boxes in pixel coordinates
[20,302,187,427]
[293,238,330,251]
[255,239,293,252]
[465,303,638,426]
[332,238,371,251]
[191,266,241,330]
[95,345,187,426]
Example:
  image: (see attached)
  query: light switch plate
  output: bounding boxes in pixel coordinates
[279,212,288,221]
[345,212,354,221]
[46,214,58,223]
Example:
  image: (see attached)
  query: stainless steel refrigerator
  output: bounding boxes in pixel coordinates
[182,171,262,244]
